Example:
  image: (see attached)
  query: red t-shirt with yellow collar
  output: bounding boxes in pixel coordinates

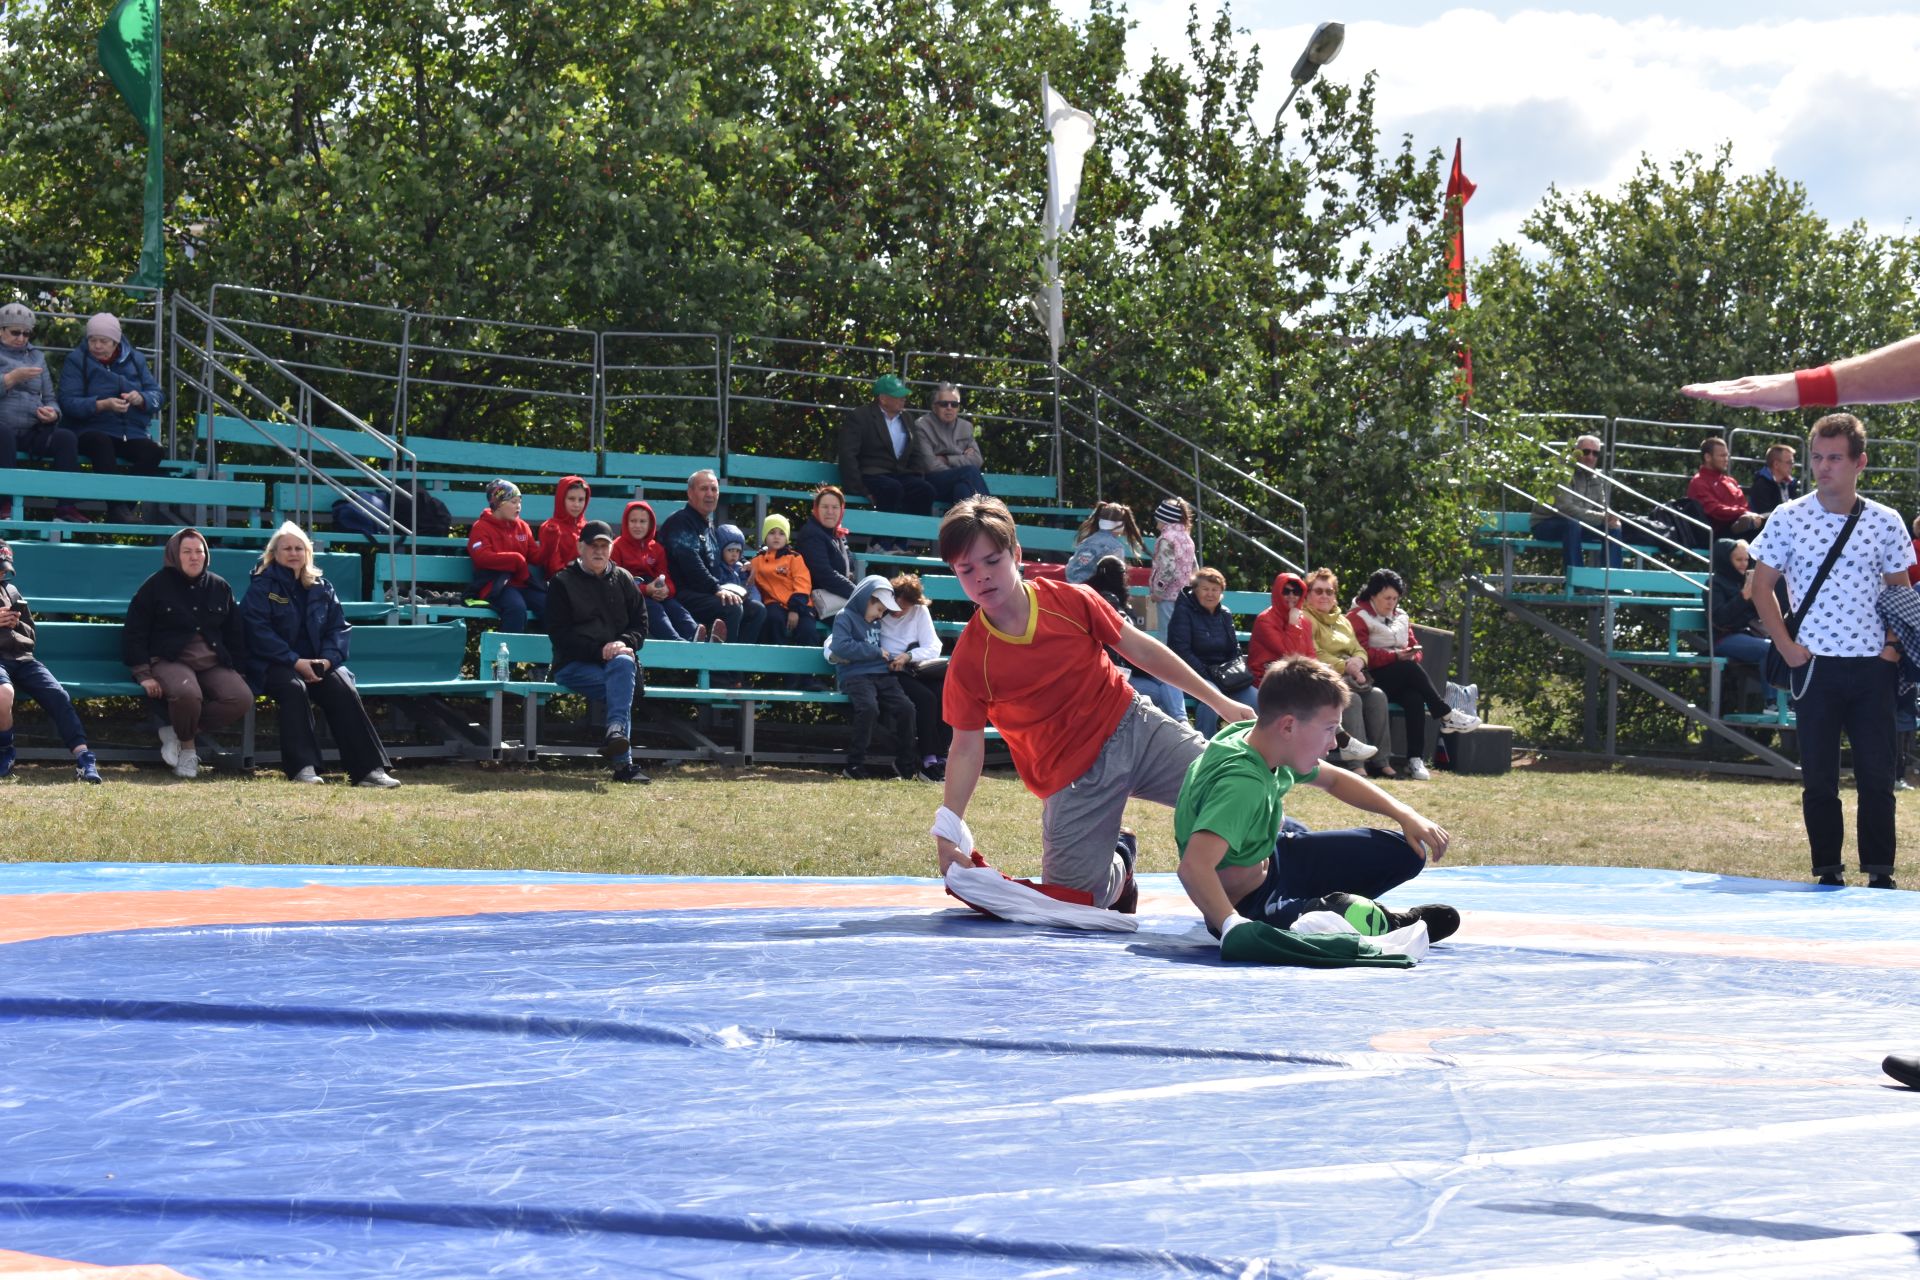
[943,577,1137,799]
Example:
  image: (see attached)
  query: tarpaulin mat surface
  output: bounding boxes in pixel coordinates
[2,862,1919,1279]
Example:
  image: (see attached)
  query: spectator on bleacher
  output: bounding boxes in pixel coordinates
[122,528,251,780]
[1747,444,1798,515]
[827,574,924,780]
[1065,501,1145,584]
[1147,497,1197,636]
[1089,553,1186,722]
[532,476,590,578]
[0,538,102,782]
[880,573,951,780]
[1530,435,1624,572]
[1304,569,1393,779]
[0,303,84,524]
[545,519,649,784]
[242,521,399,788]
[1348,568,1481,782]
[1910,513,1920,588]
[466,479,546,633]
[909,383,990,508]
[839,374,936,540]
[661,469,763,643]
[1248,572,1377,768]
[797,485,859,620]
[713,524,765,644]
[57,313,164,524]
[612,500,702,643]
[750,514,819,648]
[1168,567,1261,739]
[1708,538,1772,670]
[1688,438,1766,540]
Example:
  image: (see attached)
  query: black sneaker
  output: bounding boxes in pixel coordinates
[601,723,631,758]
[1384,903,1460,942]
[1111,874,1139,915]
[920,760,946,783]
[1869,875,1897,890]
[611,762,650,784]
[1817,871,1846,887]
[1884,1054,1920,1089]
[842,764,874,780]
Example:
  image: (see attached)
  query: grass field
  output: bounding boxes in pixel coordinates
[0,754,1908,887]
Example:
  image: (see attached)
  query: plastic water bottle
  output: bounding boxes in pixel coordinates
[494,642,510,682]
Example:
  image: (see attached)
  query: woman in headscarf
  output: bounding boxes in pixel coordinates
[122,528,252,779]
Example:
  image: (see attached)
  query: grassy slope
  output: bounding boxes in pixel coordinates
[0,758,1902,885]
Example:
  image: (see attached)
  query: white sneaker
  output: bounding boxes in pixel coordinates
[1338,739,1379,763]
[157,725,180,767]
[173,750,200,780]
[291,766,326,784]
[1407,757,1432,781]
[355,768,401,789]
[1440,708,1482,733]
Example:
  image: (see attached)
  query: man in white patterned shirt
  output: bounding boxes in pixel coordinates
[1747,415,1914,889]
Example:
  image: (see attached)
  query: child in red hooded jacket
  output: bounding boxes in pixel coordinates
[611,499,702,641]
[533,476,591,577]
[467,479,546,632]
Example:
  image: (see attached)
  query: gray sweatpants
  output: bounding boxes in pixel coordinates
[1039,693,1208,906]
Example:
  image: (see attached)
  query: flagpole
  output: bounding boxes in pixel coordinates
[1042,75,1063,500]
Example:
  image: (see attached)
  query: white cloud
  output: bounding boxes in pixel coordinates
[1093,5,1920,252]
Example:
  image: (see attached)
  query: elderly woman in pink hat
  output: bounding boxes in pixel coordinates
[58,312,166,523]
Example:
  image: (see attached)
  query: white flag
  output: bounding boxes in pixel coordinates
[1044,83,1095,241]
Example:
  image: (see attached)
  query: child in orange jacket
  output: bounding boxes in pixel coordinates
[750,514,819,647]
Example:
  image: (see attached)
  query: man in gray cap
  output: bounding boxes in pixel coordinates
[838,374,936,543]
[545,518,650,783]
[0,303,84,523]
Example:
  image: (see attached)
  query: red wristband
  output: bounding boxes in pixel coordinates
[1795,365,1838,408]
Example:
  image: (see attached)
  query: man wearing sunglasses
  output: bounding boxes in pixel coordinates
[0,304,85,524]
[908,382,991,510]
[1530,434,1624,575]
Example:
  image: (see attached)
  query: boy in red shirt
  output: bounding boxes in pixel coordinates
[933,497,1254,912]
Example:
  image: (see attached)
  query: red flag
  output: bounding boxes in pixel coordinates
[1445,138,1476,398]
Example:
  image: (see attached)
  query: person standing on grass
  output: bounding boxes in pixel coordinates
[0,539,103,782]
[545,519,650,785]
[1685,342,1920,1092]
[1741,416,1913,889]
[930,497,1251,913]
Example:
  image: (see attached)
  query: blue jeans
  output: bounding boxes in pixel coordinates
[681,589,765,645]
[646,595,701,642]
[763,603,821,648]
[1234,818,1430,923]
[862,472,936,517]
[554,653,638,734]
[1713,632,1771,668]
[0,657,89,750]
[476,571,546,633]
[1194,682,1260,739]
[1130,671,1188,722]
[924,465,987,509]
[1533,515,1623,571]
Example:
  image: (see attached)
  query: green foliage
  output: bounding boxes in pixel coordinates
[1,0,1456,597]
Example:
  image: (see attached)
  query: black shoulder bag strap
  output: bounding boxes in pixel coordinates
[1785,498,1865,642]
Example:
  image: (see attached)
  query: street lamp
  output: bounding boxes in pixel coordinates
[1278,22,1345,116]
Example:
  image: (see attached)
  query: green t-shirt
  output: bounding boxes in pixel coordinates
[1173,720,1317,869]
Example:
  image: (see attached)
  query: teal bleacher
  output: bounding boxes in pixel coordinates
[11,542,394,622]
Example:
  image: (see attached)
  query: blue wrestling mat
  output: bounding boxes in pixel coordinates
[1,863,1918,1278]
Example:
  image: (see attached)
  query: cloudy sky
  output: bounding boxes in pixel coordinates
[1088,2,1920,255]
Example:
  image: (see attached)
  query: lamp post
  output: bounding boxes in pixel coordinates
[1278,22,1345,116]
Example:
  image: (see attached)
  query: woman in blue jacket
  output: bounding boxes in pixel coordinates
[57,313,165,523]
[241,522,398,787]
[1167,566,1258,738]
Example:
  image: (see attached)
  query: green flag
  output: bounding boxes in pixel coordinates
[98,0,164,290]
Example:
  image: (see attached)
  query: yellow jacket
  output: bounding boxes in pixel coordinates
[1305,603,1365,666]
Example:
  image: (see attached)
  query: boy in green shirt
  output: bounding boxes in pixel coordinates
[1175,656,1460,950]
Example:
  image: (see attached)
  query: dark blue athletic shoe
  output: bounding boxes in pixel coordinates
[0,742,14,779]
[74,750,102,784]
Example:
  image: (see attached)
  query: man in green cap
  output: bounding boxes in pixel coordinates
[839,373,937,549]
